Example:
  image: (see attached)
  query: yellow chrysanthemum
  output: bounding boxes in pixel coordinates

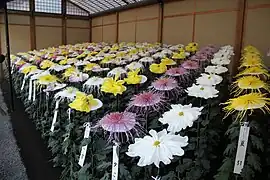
[223,93,270,121]
[62,66,77,78]
[59,58,68,65]
[16,60,26,66]
[124,69,142,85]
[231,76,270,96]
[240,54,262,69]
[76,53,87,59]
[21,65,38,75]
[40,60,55,69]
[243,46,261,56]
[116,52,126,57]
[69,91,101,113]
[185,42,198,53]
[236,66,270,79]
[83,63,99,72]
[101,75,126,96]
[161,58,176,66]
[37,74,59,85]
[100,56,113,64]
[149,63,167,74]
[172,52,186,60]
[128,49,138,55]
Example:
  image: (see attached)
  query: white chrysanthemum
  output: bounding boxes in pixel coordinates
[55,56,65,61]
[107,67,127,77]
[196,73,223,86]
[83,76,104,93]
[139,57,154,64]
[204,65,228,74]
[54,87,78,101]
[49,64,71,72]
[43,83,67,92]
[69,72,89,82]
[186,84,219,99]
[126,129,188,167]
[74,60,90,66]
[126,62,144,71]
[152,52,165,59]
[159,104,203,133]
[211,57,231,65]
[30,70,50,80]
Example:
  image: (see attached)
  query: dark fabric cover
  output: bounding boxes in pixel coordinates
[0,1,13,9]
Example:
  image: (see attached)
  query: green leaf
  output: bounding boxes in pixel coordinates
[77,163,91,180]
[119,164,132,180]
[223,142,237,156]
[97,162,111,171]
[201,159,210,170]
[100,172,110,180]
[161,171,177,180]
[250,135,264,151]
[247,153,261,172]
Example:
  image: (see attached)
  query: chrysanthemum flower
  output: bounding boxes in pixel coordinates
[182,60,199,70]
[69,91,102,113]
[165,67,188,77]
[83,76,104,94]
[125,62,144,71]
[161,58,176,66]
[196,73,223,86]
[239,54,262,68]
[126,129,188,167]
[149,63,167,74]
[124,69,147,85]
[62,66,79,79]
[231,76,270,96]
[43,83,67,92]
[211,57,231,66]
[150,77,182,98]
[20,65,38,75]
[101,76,126,96]
[127,91,166,113]
[139,57,155,64]
[54,87,78,102]
[236,66,270,79]
[159,104,203,133]
[186,84,219,99]
[223,93,270,121]
[172,52,186,60]
[40,60,55,69]
[98,111,142,142]
[69,72,89,83]
[204,65,228,74]
[107,67,127,78]
[37,74,59,86]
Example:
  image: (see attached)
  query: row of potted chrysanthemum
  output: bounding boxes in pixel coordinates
[9,42,204,179]
[215,45,270,180]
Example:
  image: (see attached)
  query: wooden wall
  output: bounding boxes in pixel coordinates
[0,14,90,54]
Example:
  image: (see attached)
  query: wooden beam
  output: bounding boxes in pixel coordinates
[62,0,67,45]
[192,0,196,42]
[116,12,119,43]
[233,0,247,75]
[30,0,36,50]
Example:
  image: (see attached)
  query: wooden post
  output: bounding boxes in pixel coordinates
[62,0,67,45]
[158,1,164,43]
[116,12,119,43]
[233,0,247,75]
[89,17,92,42]
[30,0,36,50]
[192,0,196,42]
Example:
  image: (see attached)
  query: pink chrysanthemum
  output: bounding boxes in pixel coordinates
[127,91,166,113]
[182,60,199,70]
[165,67,188,77]
[150,77,183,98]
[99,112,143,142]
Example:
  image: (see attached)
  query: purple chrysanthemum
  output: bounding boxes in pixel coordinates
[99,112,143,142]
[182,60,199,70]
[127,91,166,113]
[150,77,183,98]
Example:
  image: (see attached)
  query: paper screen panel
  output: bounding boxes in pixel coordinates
[136,4,159,20]
[118,22,136,42]
[163,16,193,45]
[36,27,62,49]
[136,20,158,43]
[92,27,103,42]
[103,14,117,25]
[195,0,238,12]
[67,28,89,44]
[164,0,194,16]
[67,19,89,28]
[92,17,103,26]
[194,11,237,47]
[119,9,137,22]
[103,25,117,43]
[247,0,270,6]
[35,17,62,26]
[244,8,270,67]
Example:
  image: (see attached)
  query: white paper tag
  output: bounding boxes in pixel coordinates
[78,145,88,167]
[83,123,91,139]
[233,123,250,174]
[111,145,119,180]
[50,100,60,132]
[33,81,37,102]
[28,79,33,100]
[68,108,71,120]
[21,76,26,91]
